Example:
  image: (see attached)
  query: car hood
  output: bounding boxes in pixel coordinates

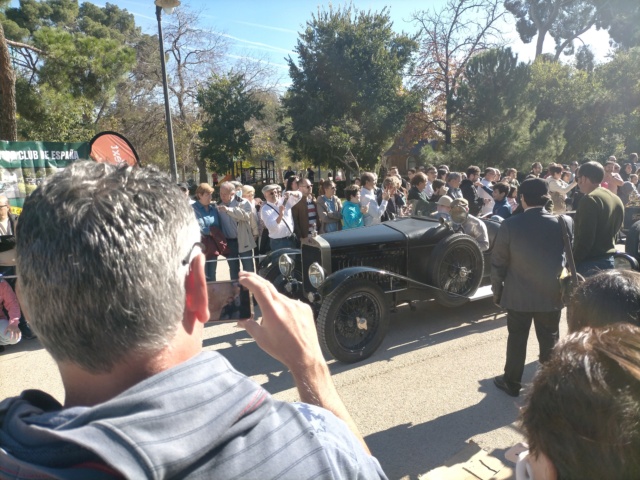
[317,217,443,248]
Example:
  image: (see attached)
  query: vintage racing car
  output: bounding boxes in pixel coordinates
[259,208,501,363]
[261,209,640,364]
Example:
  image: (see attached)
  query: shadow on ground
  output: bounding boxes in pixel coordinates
[205,297,506,396]
[366,363,538,480]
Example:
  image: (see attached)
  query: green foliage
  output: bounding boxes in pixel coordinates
[1,0,140,141]
[454,48,531,166]
[504,0,597,59]
[16,78,94,141]
[197,73,265,173]
[282,5,419,173]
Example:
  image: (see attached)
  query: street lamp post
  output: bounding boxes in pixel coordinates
[155,0,180,182]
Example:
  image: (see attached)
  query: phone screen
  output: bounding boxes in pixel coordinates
[206,280,253,322]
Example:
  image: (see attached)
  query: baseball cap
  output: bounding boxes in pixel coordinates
[436,195,453,207]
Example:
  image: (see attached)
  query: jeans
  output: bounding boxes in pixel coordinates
[204,259,217,282]
[503,309,561,387]
[270,236,296,252]
[576,256,614,278]
[225,239,255,280]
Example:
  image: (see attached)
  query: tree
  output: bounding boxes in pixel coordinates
[1,0,139,140]
[412,0,505,146]
[0,16,16,140]
[454,47,531,166]
[197,72,264,173]
[591,0,640,50]
[594,47,640,155]
[282,5,418,173]
[504,0,598,60]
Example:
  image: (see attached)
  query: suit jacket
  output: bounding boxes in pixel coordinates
[292,196,315,239]
[491,207,572,312]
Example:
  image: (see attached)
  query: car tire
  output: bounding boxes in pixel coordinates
[317,279,390,363]
[426,233,484,308]
[625,219,640,260]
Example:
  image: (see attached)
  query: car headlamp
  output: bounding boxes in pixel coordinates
[308,262,325,289]
[278,254,294,277]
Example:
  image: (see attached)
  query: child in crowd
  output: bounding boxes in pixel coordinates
[342,185,367,229]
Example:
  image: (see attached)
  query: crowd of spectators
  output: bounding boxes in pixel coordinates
[3,155,640,477]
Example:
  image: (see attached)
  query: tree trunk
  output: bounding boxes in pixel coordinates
[535,28,547,58]
[195,156,209,183]
[0,23,18,141]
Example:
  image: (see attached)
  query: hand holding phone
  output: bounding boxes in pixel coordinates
[236,272,322,371]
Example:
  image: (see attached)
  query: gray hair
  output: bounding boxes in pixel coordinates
[219,181,235,192]
[446,172,461,182]
[16,162,200,373]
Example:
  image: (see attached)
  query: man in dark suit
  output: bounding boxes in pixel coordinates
[491,178,571,397]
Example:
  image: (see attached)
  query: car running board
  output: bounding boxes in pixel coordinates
[467,285,493,302]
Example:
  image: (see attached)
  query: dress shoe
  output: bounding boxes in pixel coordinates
[494,375,520,397]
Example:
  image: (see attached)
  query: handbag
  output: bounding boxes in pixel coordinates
[201,226,230,260]
[558,215,584,307]
[258,227,271,255]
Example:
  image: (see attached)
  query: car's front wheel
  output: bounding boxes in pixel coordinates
[317,279,390,363]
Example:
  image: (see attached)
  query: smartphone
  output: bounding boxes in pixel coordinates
[206,280,253,322]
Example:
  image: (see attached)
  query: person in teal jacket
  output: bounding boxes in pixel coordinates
[342,184,367,229]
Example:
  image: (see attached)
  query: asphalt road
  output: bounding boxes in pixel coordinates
[0,257,568,479]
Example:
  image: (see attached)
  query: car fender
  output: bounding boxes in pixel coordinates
[614,251,640,271]
[258,247,301,277]
[318,266,406,298]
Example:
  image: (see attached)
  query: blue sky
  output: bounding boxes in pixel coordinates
[115,0,613,70]
[11,0,614,85]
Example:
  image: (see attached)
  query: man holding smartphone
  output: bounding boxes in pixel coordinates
[0,162,386,479]
[261,184,301,251]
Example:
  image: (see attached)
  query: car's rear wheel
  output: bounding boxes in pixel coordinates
[317,279,390,363]
[427,233,484,307]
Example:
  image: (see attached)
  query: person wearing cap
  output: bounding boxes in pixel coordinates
[573,161,624,277]
[260,184,300,251]
[449,198,490,252]
[431,195,452,221]
[491,178,571,397]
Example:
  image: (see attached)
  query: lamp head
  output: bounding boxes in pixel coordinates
[155,0,180,14]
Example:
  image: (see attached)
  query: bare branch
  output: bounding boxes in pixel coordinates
[6,39,45,55]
